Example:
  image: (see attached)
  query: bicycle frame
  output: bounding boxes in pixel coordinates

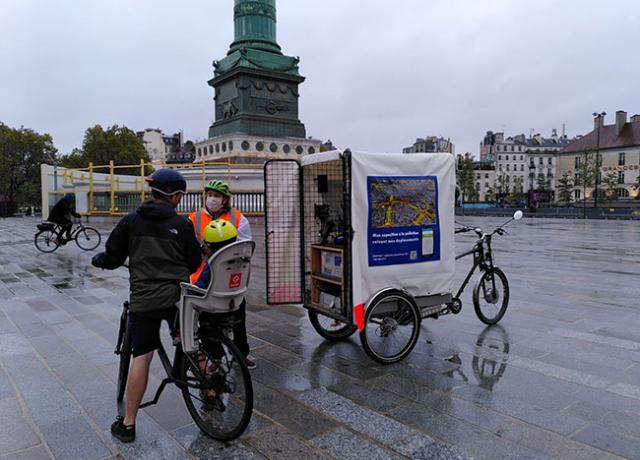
[114,303,236,415]
[453,233,495,301]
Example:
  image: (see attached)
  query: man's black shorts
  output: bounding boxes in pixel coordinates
[128,308,177,357]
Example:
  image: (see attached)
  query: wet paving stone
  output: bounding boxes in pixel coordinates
[245,424,331,460]
[310,427,404,460]
[1,216,639,458]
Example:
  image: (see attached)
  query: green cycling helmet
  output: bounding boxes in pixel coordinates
[204,179,231,197]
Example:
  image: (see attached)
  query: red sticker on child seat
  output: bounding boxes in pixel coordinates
[229,273,242,288]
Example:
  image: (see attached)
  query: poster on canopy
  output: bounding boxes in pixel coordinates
[367,175,440,266]
[350,151,455,306]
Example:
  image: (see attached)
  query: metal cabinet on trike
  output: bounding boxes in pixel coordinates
[264,150,523,365]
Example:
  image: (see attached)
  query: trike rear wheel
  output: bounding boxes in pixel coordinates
[360,289,421,364]
[179,334,253,442]
[308,310,357,341]
[473,267,509,325]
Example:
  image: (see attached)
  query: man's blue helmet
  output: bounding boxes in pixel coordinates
[64,193,75,201]
[145,169,187,196]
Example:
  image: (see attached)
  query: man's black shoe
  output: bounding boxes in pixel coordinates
[111,417,135,443]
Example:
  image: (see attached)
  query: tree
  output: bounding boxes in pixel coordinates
[601,171,619,201]
[574,151,597,200]
[484,186,496,203]
[0,122,57,215]
[59,125,151,175]
[536,173,549,192]
[456,155,477,202]
[556,174,574,205]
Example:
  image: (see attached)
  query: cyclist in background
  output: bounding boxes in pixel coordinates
[91,169,202,443]
[48,193,80,243]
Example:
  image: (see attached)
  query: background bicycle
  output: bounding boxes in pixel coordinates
[34,219,101,253]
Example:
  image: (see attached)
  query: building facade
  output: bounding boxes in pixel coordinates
[481,129,575,202]
[136,129,183,163]
[557,111,640,202]
[403,136,454,154]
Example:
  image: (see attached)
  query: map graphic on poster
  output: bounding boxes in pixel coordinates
[367,176,440,266]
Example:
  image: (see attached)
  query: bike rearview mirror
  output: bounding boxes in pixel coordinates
[513,210,523,221]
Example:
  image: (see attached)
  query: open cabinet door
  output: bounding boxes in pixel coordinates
[264,160,303,304]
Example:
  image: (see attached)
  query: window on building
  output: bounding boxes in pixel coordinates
[506,164,510,171]
[539,157,543,165]
[505,155,509,161]
[485,182,489,188]
[548,157,552,165]
[574,189,581,200]
[520,155,523,161]
[619,152,625,166]
[617,188,630,198]
[498,164,503,171]
[519,146,522,152]
[575,156,581,168]
[485,173,489,179]
[511,146,514,152]
[618,171,625,184]
[476,173,481,179]
[498,155,502,160]
[520,164,524,171]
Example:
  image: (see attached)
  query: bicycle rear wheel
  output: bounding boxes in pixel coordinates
[179,334,253,441]
[360,289,421,364]
[34,230,60,253]
[473,267,509,325]
[75,227,101,251]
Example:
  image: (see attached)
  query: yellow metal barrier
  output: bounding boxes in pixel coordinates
[47,160,265,217]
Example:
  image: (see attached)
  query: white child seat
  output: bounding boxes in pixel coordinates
[178,240,255,353]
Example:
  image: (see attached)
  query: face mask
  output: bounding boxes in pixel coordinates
[206,196,224,213]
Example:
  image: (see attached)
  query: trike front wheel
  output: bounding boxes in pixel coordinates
[308,310,357,341]
[473,267,509,325]
[360,289,421,364]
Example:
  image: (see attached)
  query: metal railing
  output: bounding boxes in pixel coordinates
[45,159,265,216]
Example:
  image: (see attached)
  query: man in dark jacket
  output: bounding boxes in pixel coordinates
[48,193,80,242]
[92,169,202,443]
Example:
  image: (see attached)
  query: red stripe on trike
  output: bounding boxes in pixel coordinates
[354,303,365,331]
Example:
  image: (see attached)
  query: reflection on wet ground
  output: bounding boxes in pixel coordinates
[1,216,640,459]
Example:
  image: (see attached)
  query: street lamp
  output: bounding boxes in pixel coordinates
[528,162,535,209]
[592,111,606,209]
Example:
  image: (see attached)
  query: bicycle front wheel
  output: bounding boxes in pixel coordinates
[179,335,253,442]
[473,267,509,325]
[34,230,60,253]
[75,227,101,251]
[360,289,421,364]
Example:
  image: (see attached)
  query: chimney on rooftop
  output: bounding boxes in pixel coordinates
[630,114,640,123]
[615,111,627,136]
[594,114,605,131]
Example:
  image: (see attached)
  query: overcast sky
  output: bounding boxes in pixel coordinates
[1,0,639,157]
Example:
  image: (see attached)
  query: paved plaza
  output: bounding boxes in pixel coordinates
[0,215,639,459]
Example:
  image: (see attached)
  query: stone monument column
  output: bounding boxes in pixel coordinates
[230,0,281,55]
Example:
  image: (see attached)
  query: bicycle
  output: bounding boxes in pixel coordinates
[448,210,523,325]
[359,210,522,364]
[115,300,253,441]
[35,220,101,253]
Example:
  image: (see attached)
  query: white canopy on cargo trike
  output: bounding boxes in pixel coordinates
[264,149,455,310]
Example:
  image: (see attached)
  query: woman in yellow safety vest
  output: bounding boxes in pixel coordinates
[188,179,255,369]
[188,180,253,283]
